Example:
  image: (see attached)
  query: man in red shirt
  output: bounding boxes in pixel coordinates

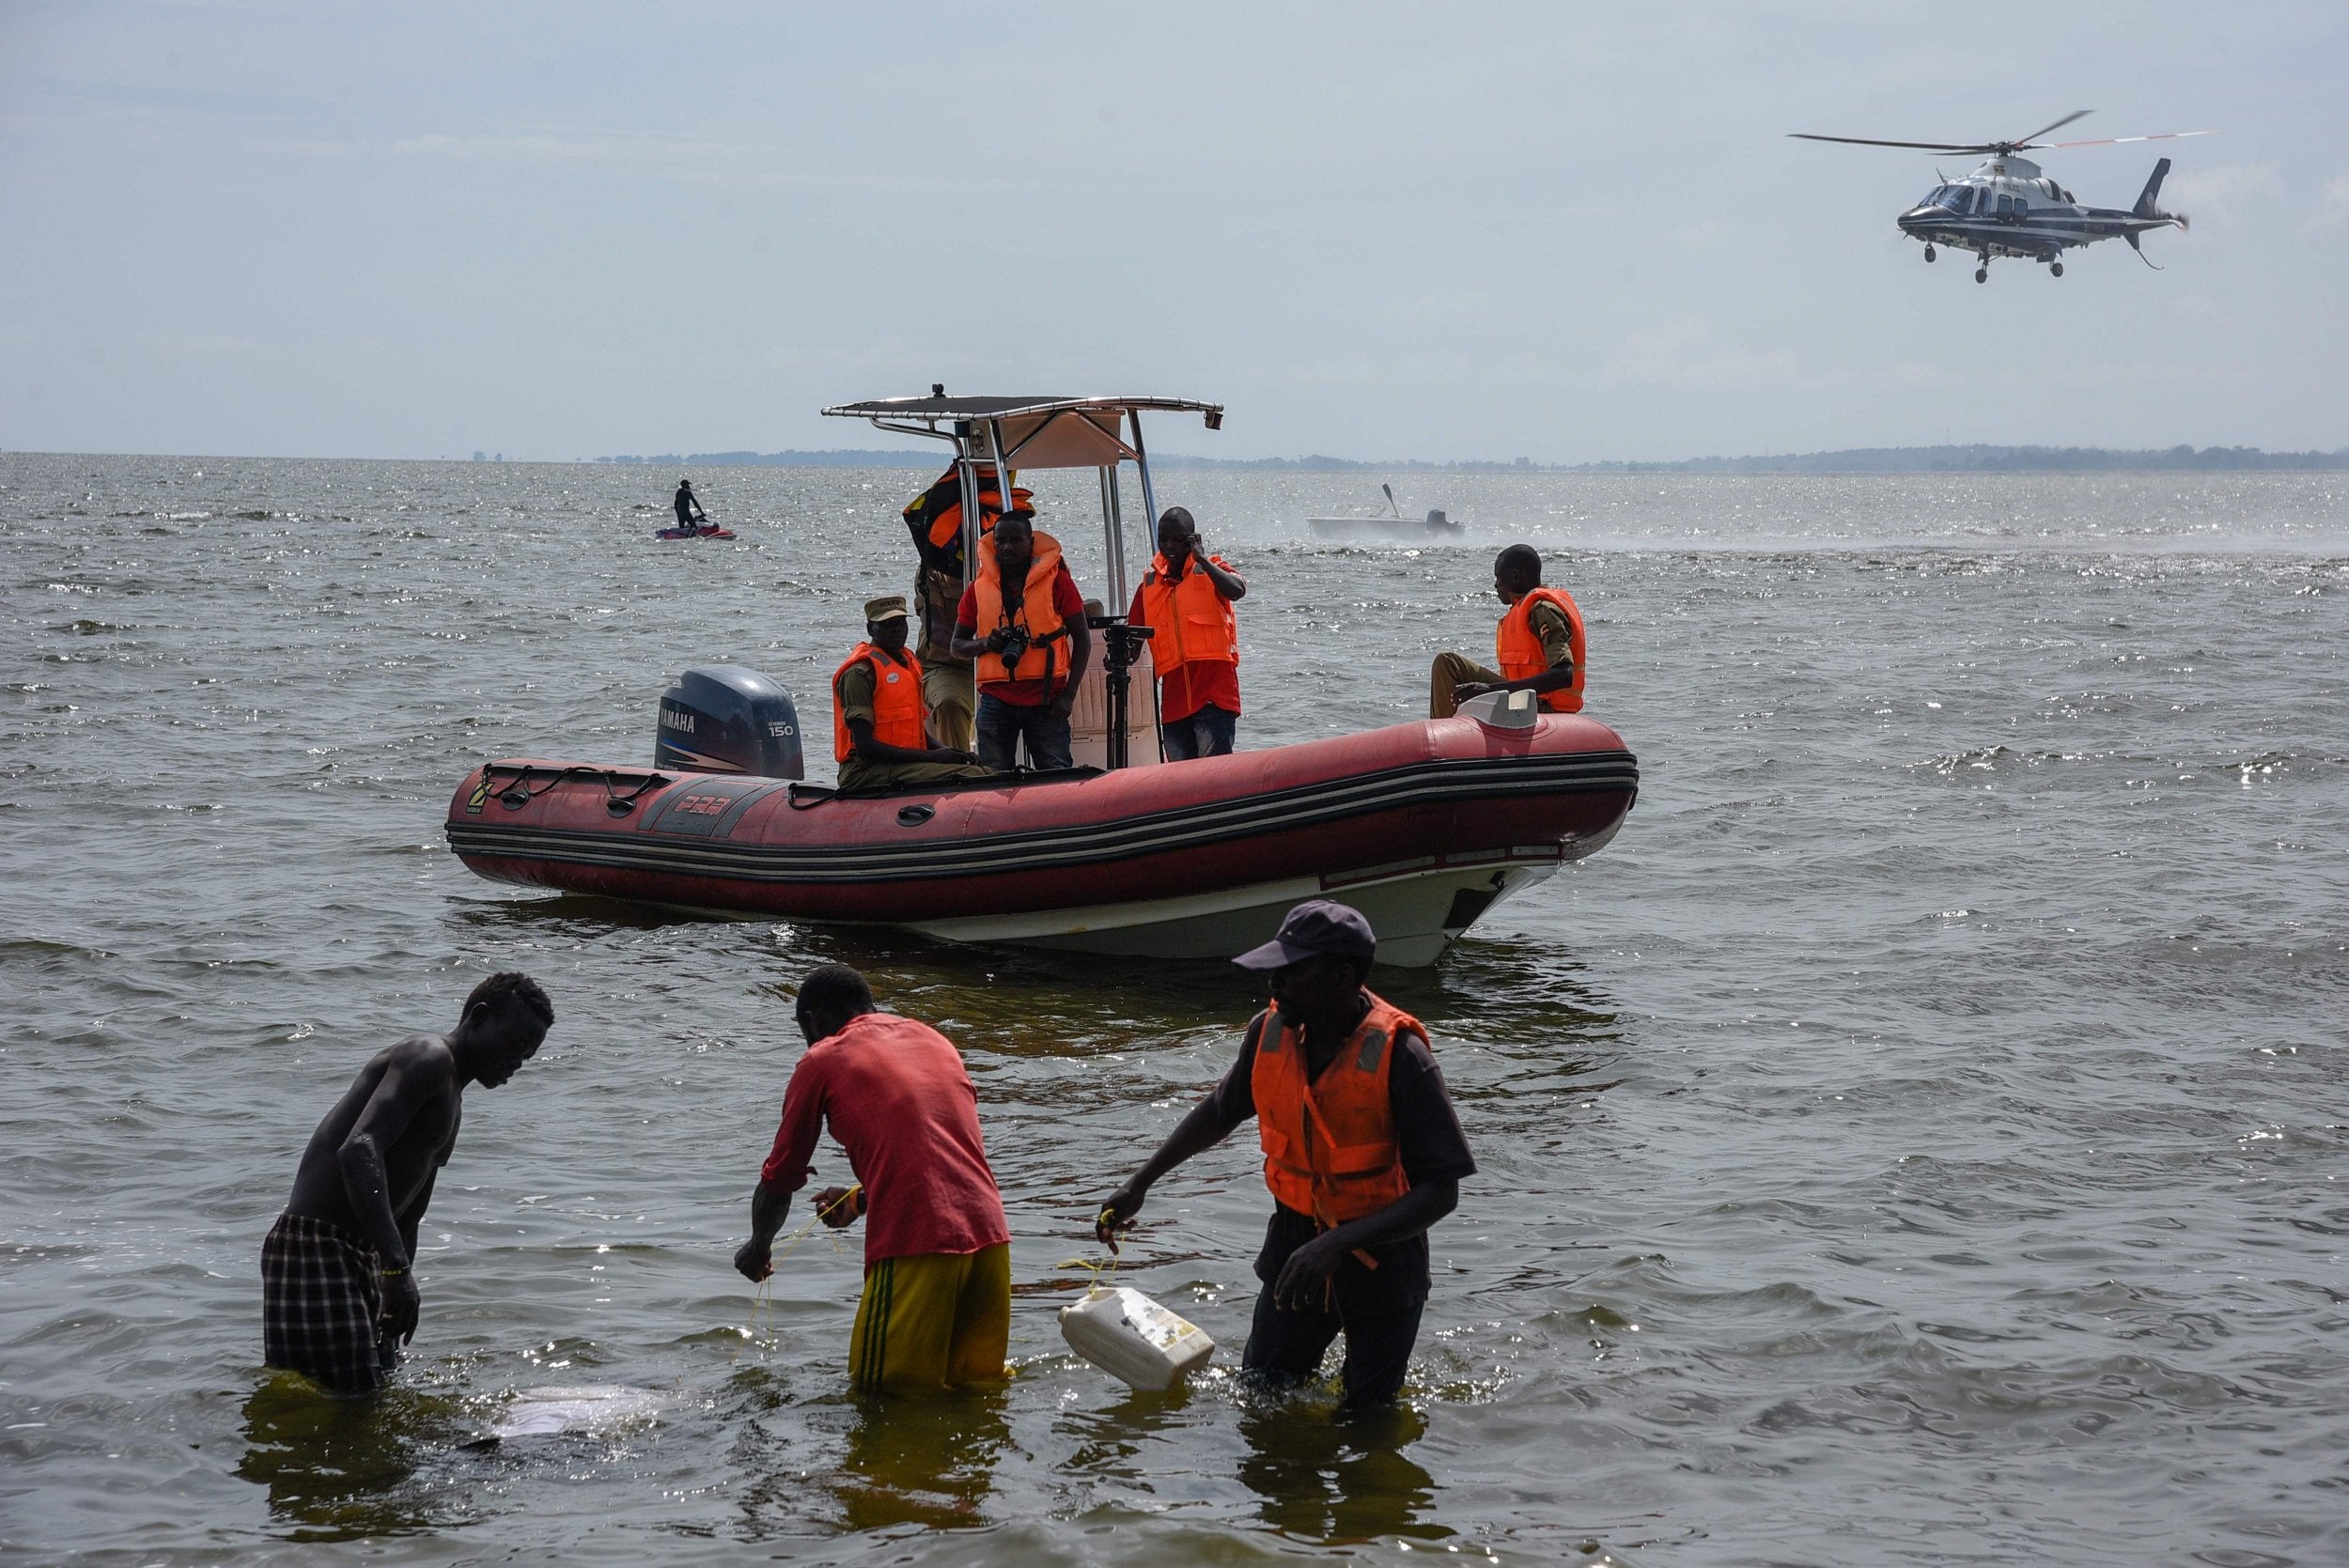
[1127,505,1246,760]
[949,509,1092,772]
[734,964,1012,1392]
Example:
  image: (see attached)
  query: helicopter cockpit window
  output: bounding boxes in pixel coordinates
[1937,187,1973,214]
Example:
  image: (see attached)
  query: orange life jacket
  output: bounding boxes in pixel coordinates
[902,465,1031,556]
[972,530,1072,690]
[1496,584,1586,714]
[1136,551,1239,675]
[1252,992,1428,1226]
[831,644,927,764]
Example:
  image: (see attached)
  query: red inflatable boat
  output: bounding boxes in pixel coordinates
[445,698,1634,966]
[444,394,1637,964]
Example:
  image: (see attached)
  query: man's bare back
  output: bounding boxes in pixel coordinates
[262,973,552,1388]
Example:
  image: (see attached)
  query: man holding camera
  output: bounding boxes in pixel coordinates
[950,508,1092,771]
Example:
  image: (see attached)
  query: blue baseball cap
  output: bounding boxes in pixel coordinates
[1233,899,1377,970]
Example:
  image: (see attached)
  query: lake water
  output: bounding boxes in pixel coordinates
[4,455,2345,1565]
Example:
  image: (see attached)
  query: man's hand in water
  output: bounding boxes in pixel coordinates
[380,1267,421,1343]
[813,1187,861,1229]
[733,1239,773,1282]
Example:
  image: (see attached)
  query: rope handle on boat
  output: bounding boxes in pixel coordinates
[485,762,671,810]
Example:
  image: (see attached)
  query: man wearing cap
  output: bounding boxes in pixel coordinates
[832,595,990,793]
[1095,901,1475,1408]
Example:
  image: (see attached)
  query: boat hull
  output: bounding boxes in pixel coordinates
[1307,518,1465,540]
[444,714,1636,965]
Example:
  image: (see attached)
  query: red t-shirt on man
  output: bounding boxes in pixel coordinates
[956,563,1087,706]
[758,1012,1010,1267]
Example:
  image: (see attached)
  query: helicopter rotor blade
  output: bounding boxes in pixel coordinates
[2007,110,2093,147]
[1787,133,1998,152]
[2042,130,2215,148]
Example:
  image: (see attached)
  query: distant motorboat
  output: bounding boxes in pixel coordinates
[1308,482,1465,539]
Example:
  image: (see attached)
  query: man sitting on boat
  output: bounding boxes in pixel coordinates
[832,596,989,793]
[1428,543,1586,719]
[1128,506,1247,760]
[950,510,1092,771]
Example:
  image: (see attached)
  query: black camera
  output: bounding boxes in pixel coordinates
[995,625,1032,664]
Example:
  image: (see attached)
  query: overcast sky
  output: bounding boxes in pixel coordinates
[2,2,2342,462]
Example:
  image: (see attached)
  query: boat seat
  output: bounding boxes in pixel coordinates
[1455,688,1538,729]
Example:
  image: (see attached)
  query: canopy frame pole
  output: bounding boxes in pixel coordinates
[1128,410,1161,563]
[954,423,982,594]
[1097,464,1123,606]
[984,418,1015,522]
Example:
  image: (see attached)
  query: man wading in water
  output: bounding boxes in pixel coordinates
[735,963,1012,1392]
[261,972,553,1393]
[1096,902,1474,1408]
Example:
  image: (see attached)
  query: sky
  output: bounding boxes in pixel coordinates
[1,1,2343,463]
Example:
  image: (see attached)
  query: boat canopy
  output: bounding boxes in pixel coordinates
[820,391,1224,691]
[821,394,1221,473]
[822,390,1222,768]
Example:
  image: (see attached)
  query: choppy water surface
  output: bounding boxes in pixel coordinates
[4,456,2345,1565]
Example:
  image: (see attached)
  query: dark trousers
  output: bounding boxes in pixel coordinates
[974,694,1072,771]
[1159,702,1237,761]
[1241,1287,1424,1408]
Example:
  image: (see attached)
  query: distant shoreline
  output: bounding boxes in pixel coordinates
[593,443,2349,474]
[9,443,2344,474]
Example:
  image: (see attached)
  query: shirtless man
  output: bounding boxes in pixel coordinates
[261,971,554,1392]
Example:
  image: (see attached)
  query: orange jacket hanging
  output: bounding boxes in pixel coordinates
[1495,585,1586,713]
[831,644,927,763]
[902,465,1030,571]
[1252,993,1429,1226]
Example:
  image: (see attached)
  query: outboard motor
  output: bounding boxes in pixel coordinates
[655,664,804,779]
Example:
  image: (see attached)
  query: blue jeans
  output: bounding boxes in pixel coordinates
[975,694,1073,771]
[1159,703,1237,761]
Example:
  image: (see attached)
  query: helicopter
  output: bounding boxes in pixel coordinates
[1790,111,2210,283]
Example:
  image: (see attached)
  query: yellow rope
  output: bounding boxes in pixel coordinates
[1053,1207,1127,1288]
[736,1186,862,1360]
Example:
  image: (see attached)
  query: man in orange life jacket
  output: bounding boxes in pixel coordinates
[1428,543,1587,719]
[1126,506,1247,760]
[904,465,1034,753]
[832,595,990,793]
[950,509,1092,772]
[1096,901,1475,1408]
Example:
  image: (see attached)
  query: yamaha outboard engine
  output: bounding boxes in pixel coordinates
[655,665,804,779]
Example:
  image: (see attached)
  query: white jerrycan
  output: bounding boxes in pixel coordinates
[1058,1284,1215,1390]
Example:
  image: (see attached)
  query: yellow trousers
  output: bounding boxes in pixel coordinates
[849,1243,1011,1392]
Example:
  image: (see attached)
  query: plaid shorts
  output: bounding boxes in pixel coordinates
[261,1211,397,1393]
